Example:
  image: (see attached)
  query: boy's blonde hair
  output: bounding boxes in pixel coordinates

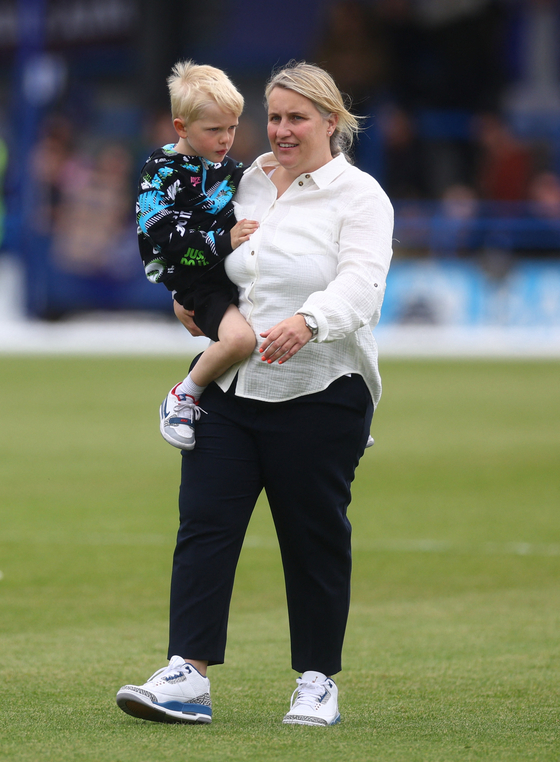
[265,61,361,157]
[167,60,244,124]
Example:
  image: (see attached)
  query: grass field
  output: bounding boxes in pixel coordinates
[1,356,559,761]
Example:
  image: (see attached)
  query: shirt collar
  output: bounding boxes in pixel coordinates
[309,153,349,187]
[254,152,349,188]
[162,146,223,169]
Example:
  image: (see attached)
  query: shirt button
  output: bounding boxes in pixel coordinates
[251,251,255,256]
[298,181,303,186]
[305,174,311,179]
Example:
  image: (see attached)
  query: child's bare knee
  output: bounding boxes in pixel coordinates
[229,329,256,359]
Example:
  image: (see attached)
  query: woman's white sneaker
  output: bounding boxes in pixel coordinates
[282,671,341,726]
[116,656,212,724]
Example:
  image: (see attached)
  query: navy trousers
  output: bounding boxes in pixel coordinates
[168,372,373,676]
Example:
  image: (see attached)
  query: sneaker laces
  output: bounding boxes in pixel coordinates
[146,657,190,683]
[173,397,207,422]
[290,677,328,710]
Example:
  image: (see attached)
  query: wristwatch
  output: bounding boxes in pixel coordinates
[299,313,318,339]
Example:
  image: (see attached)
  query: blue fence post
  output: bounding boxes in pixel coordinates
[10,0,48,317]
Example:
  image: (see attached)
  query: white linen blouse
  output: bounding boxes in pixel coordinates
[215,151,394,406]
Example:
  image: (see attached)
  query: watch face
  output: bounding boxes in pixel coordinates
[300,313,317,335]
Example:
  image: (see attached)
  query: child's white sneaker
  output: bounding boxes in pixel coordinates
[159,383,204,450]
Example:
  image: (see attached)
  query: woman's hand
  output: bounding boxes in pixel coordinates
[173,300,206,337]
[230,218,259,250]
[259,315,313,364]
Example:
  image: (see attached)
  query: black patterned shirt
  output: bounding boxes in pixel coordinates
[136,144,244,296]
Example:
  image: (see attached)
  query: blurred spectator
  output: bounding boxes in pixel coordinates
[525,171,560,257]
[441,183,479,222]
[528,171,560,220]
[51,142,135,277]
[391,200,432,258]
[474,113,534,201]
[376,0,420,108]
[431,183,480,257]
[412,0,505,112]
[375,0,505,112]
[380,106,428,199]
[313,0,390,109]
[142,110,177,155]
[30,114,88,236]
[375,1,505,200]
[229,113,262,166]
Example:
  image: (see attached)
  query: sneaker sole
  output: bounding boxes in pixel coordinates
[282,712,341,726]
[116,689,211,724]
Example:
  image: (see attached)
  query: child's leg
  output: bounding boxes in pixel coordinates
[161,307,254,450]
[180,305,255,392]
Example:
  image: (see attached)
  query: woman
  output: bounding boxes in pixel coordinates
[116,62,393,727]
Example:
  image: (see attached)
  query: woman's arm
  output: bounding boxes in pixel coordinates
[299,187,394,342]
[259,182,394,362]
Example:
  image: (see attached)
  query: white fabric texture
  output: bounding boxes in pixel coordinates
[215,152,394,405]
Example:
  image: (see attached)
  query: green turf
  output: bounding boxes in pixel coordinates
[1,357,559,761]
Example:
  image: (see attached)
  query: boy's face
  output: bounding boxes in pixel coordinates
[174,102,239,163]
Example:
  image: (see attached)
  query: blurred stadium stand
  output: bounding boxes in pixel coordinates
[0,0,559,354]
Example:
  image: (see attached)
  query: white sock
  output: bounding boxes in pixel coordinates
[176,374,206,403]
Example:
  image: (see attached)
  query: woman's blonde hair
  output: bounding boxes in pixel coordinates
[167,60,244,124]
[265,61,361,157]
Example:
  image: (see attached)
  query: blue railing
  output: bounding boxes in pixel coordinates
[393,201,560,257]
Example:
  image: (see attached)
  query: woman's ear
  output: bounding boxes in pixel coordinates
[327,113,339,137]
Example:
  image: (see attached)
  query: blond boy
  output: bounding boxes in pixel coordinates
[137,61,258,449]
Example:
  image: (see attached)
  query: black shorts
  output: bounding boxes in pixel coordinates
[174,262,239,342]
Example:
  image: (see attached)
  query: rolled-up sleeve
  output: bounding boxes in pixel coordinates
[298,178,394,342]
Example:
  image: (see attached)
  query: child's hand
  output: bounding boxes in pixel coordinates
[230,218,259,250]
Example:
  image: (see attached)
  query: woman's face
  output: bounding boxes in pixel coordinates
[267,87,338,177]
